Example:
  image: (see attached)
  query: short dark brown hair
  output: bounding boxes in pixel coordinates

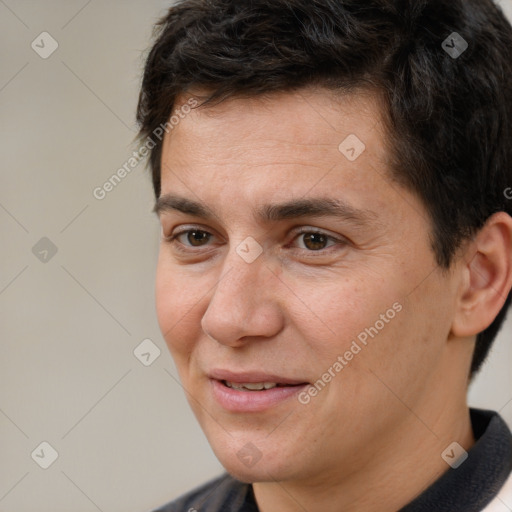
[137,0,512,377]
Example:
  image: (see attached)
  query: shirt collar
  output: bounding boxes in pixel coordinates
[399,409,512,512]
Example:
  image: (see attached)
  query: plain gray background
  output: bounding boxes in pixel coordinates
[1,1,511,511]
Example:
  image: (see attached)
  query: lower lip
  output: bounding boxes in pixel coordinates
[210,379,308,412]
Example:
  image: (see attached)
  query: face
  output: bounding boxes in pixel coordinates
[155,88,461,485]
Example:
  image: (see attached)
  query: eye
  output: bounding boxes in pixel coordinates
[182,230,212,247]
[292,230,341,251]
[167,228,214,248]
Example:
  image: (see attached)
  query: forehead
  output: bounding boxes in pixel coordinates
[163,87,386,177]
[167,86,384,151]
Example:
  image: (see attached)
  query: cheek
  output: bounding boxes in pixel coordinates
[289,274,401,364]
[155,256,203,358]
[155,258,175,337]
[346,272,454,402]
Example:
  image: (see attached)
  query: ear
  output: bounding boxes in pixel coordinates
[451,212,512,338]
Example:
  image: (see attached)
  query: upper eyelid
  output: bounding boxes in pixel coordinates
[293,226,342,237]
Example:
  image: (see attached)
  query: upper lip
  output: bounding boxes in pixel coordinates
[209,369,309,385]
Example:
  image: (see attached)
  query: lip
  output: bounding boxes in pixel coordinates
[208,369,309,412]
[209,369,308,385]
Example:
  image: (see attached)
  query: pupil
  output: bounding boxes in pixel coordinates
[304,233,327,250]
[188,231,209,246]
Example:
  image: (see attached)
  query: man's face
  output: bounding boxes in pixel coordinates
[155,88,460,483]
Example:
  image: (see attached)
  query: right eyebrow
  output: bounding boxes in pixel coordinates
[153,194,215,218]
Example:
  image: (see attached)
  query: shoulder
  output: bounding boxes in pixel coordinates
[151,473,255,512]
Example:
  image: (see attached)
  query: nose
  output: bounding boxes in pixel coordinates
[201,248,284,347]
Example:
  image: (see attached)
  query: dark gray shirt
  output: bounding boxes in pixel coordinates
[153,409,512,512]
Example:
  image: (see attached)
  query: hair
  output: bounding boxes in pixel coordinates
[137,0,512,378]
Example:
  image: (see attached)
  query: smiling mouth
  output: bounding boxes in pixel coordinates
[222,380,307,391]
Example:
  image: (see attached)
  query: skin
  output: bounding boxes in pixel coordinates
[154,87,512,512]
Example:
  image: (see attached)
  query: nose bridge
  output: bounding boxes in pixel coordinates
[201,246,282,344]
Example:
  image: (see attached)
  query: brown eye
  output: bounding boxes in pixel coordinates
[186,230,211,246]
[302,233,329,250]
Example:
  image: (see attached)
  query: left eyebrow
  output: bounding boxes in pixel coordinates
[257,198,379,228]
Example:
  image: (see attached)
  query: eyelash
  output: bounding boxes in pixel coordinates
[163,226,346,254]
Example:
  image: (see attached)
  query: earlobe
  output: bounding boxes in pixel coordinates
[451,212,512,338]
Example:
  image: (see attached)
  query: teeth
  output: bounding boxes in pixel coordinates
[225,381,278,391]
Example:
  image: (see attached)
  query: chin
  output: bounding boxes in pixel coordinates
[223,464,268,484]
[218,455,289,484]
[207,433,303,483]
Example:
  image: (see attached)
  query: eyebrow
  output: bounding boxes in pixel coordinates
[154,194,213,218]
[154,194,378,227]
